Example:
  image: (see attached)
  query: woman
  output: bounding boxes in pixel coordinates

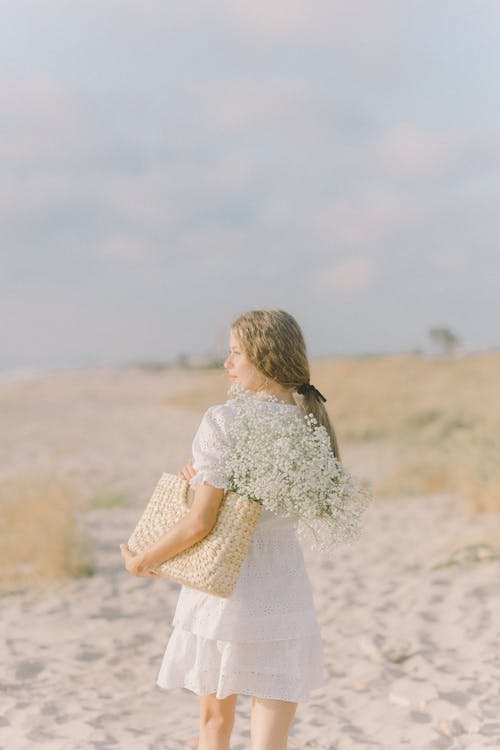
[120,309,343,750]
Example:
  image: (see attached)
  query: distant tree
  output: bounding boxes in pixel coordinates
[207,357,225,369]
[212,324,229,365]
[428,327,461,357]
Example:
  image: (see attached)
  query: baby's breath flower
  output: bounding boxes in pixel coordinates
[215,381,371,551]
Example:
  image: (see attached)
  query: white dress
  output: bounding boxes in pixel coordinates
[156,400,326,702]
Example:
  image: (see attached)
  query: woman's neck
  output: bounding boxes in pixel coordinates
[255,383,296,405]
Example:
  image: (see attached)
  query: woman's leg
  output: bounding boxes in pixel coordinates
[196,692,237,750]
[250,696,298,750]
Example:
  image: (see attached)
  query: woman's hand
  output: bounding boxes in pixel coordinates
[178,456,197,482]
[120,544,161,578]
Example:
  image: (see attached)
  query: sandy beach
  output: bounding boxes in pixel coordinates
[2,366,500,749]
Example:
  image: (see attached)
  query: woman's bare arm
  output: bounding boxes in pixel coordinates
[120,482,224,575]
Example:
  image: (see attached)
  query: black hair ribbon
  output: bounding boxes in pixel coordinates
[297,383,327,403]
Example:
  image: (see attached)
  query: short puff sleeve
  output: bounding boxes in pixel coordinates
[189,404,233,491]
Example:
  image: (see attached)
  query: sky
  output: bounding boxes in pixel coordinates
[1,0,499,369]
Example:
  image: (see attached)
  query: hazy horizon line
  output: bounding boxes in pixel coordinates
[1,344,499,382]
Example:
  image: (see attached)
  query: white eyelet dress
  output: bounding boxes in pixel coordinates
[156,400,326,702]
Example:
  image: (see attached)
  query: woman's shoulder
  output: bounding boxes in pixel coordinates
[192,400,237,454]
[203,398,237,420]
[197,399,238,433]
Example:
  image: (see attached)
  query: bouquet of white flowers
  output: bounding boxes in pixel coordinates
[216,382,371,551]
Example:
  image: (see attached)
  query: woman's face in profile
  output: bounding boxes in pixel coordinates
[224,329,265,392]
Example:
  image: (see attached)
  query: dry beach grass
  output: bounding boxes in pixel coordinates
[0,476,92,592]
[1,354,500,748]
[315,351,500,511]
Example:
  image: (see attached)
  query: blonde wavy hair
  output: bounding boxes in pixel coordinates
[231,309,341,461]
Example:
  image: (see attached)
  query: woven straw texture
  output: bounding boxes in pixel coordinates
[128,473,262,598]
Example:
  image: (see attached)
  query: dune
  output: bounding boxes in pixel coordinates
[1,360,499,748]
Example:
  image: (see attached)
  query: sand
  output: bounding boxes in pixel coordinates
[1,367,500,749]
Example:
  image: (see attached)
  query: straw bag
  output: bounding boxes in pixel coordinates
[127,472,262,597]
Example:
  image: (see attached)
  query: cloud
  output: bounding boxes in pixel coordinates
[32,0,406,83]
[316,257,376,295]
[0,74,99,169]
[190,76,374,150]
[375,123,468,180]
[218,0,406,77]
[431,248,469,272]
[291,188,422,265]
